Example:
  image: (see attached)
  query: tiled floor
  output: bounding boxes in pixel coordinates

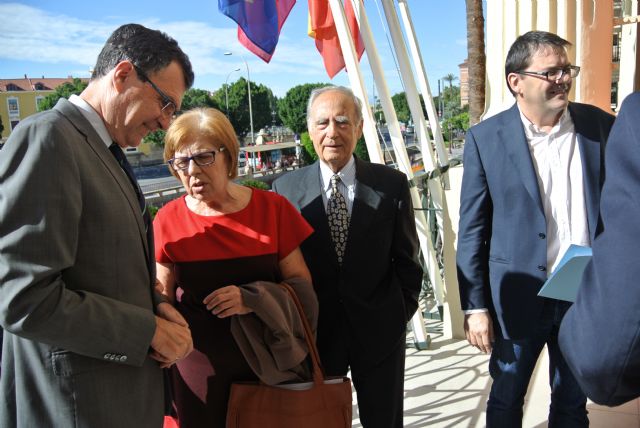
[349,320,640,427]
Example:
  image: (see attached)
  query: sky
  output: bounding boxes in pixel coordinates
[0,1,469,99]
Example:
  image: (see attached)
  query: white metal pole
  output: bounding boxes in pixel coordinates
[327,0,384,164]
[397,0,449,166]
[348,0,433,347]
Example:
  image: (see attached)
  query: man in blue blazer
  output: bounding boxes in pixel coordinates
[559,91,640,406]
[456,31,615,427]
[272,86,423,428]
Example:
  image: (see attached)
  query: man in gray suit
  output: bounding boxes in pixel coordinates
[272,86,423,427]
[0,24,194,427]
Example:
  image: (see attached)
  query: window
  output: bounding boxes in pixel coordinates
[36,96,45,111]
[7,98,19,117]
[6,83,21,91]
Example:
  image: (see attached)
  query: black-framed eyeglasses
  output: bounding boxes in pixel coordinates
[515,65,580,82]
[133,65,178,119]
[168,147,226,171]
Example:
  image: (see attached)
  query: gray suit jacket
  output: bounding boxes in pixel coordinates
[0,98,164,427]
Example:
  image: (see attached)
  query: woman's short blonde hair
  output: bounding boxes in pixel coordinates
[164,107,239,179]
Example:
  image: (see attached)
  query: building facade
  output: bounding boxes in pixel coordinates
[0,76,89,140]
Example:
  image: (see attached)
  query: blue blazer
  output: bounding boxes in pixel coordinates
[456,102,615,340]
[560,92,640,406]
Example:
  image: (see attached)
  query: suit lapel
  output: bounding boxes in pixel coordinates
[296,164,337,263]
[345,158,382,262]
[53,99,151,270]
[570,104,601,240]
[501,104,544,214]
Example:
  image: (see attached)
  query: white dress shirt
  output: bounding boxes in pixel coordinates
[69,94,112,148]
[520,107,590,274]
[319,156,356,215]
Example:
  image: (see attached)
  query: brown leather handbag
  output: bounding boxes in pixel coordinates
[226,282,352,428]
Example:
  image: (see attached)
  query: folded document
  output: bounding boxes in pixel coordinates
[537,245,592,302]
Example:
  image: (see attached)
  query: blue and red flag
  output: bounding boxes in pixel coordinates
[219,0,296,63]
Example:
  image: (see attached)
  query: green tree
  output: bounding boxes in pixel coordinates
[39,78,88,110]
[278,83,326,134]
[442,73,458,90]
[142,129,166,147]
[391,93,411,124]
[213,78,274,137]
[181,88,219,111]
[299,132,316,165]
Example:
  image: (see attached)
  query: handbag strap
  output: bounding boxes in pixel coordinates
[280,282,326,386]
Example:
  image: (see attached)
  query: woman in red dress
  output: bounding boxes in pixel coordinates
[154,108,314,427]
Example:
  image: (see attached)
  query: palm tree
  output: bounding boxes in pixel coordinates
[442,73,458,90]
[465,0,486,125]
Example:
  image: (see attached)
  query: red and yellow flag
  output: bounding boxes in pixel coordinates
[308,0,365,78]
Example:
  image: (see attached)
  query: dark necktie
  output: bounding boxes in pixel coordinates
[327,174,350,264]
[109,143,146,220]
[109,143,153,269]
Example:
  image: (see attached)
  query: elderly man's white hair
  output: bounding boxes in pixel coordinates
[306,86,363,127]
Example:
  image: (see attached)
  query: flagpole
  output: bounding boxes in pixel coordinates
[326,0,383,164]
[397,0,449,167]
[346,0,433,349]
[380,0,463,339]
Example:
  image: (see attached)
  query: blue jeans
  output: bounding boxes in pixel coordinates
[486,300,588,428]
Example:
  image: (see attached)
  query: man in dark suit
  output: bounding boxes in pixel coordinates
[272,86,422,428]
[559,91,640,407]
[456,31,615,427]
[0,24,194,427]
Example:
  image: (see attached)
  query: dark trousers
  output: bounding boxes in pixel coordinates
[487,300,588,428]
[322,333,407,428]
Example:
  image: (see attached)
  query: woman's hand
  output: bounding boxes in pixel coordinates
[203,285,252,318]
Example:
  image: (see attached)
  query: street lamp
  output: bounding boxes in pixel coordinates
[224,51,255,170]
[224,68,241,116]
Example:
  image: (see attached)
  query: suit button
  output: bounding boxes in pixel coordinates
[538,233,546,239]
[104,353,111,360]
[538,265,546,271]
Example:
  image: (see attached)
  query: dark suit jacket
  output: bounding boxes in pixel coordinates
[456,102,615,340]
[272,157,422,371]
[559,92,640,406]
[0,98,164,427]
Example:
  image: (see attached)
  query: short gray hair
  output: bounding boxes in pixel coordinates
[306,85,363,127]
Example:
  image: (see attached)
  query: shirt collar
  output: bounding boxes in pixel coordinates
[69,94,113,148]
[320,155,356,192]
[518,105,572,139]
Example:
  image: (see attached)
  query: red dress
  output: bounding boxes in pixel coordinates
[154,189,313,427]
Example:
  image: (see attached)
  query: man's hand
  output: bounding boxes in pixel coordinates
[464,312,494,354]
[203,285,252,318]
[150,303,192,368]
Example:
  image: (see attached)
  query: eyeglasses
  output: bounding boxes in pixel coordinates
[515,65,580,82]
[168,147,226,171]
[133,65,178,119]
